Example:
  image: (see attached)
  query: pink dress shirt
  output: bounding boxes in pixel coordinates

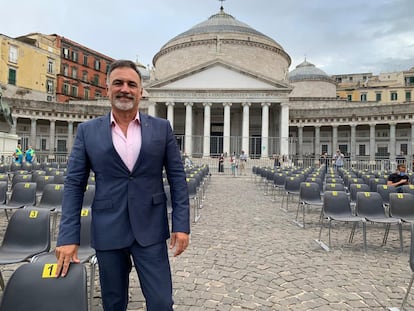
[111,111,141,172]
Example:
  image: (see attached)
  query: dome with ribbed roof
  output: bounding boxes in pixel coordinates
[165,7,282,50]
[152,7,291,81]
[288,60,332,82]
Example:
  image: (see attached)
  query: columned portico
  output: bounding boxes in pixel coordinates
[223,102,232,155]
[332,125,338,151]
[314,125,320,156]
[67,121,74,152]
[184,102,193,155]
[261,102,270,158]
[147,102,156,117]
[350,124,356,162]
[241,102,250,155]
[49,119,55,157]
[297,125,303,157]
[203,102,212,157]
[389,122,396,165]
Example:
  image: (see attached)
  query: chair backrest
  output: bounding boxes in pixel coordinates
[1,208,50,254]
[324,183,346,192]
[11,173,32,189]
[402,185,414,195]
[349,183,370,203]
[36,175,55,194]
[0,181,7,204]
[299,182,321,201]
[369,178,387,192]
[389,193,414,220]
[0,262,88,311]
[31,169,47,182]
[37,184,64,210]
[8,182,37,206]
[323,191,352,217]
[186,178,198,197]
[82,184,95,208]
[376,184,398,205]
[355,191,387,218]
[284,177,302,193]
[273,173,286,187]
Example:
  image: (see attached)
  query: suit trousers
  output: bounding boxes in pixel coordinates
[96,240,173,311]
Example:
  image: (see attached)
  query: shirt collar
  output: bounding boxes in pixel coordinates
[110,111,140,126]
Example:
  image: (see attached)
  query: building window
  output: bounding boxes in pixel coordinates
[94,59,101,71]
[106,63,111,73]
[72,67,78,79]
[360,93,367,101]
[406,91,411,102]
[376,93,382,102]
[71,51,78,62]
[63,65,69,76]
[82,71,88,82]
[83,55,88,66]
[47,58,54,74]
[84,89,90,99]
[349,77,353,82]
[8,68,16,85]
[47,95,53,102]
[358,144,366,156]
[95,91,102,99]
[63,83,70,95]
[93,74,99,86]
[71,86,78,97]
[46,80,54,93]
[347,94,352,101]
[63,48,70,59]
[9,45,18,63]
[41,138,47,151]
[391,92,398,101]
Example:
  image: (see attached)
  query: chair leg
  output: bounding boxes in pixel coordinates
[328,220,332,249]
[399,223,404,253]
[89,256,97,311]
[349,222,357,243]
[382,223,391,246]
[401,273,414,310]
[362,222,367,253]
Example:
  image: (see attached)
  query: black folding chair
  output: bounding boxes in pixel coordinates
[0,262,88,311]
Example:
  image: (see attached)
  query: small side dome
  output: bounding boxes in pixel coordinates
[288,60,332,82]
[135,60,150,81]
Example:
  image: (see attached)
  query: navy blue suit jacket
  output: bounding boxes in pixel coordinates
[57,112,190,251]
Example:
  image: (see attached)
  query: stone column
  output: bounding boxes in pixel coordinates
[30,118,37,147]
[242,102,250,156]
[298,125,303,157]
[369,123,376,163]
[184,102,193,155]
[261,102,270,158]
[314,125,320,157]
[223,102,232,155]
[389,122,396,165]
[279,102,289,157]
[332,125,338,153]
[203,102,212,157]
[350,124,356,162]
[67,121,74,153]
[165,101,175,129]
[49,119,56,158]
[147,102,157,117]
[10,117,17,135]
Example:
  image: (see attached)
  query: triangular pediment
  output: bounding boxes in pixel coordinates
[146,60,291,90]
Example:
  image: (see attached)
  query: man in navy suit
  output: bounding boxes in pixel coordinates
[55,60,190,311]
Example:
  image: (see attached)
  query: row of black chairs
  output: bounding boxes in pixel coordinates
[0,206,94,310]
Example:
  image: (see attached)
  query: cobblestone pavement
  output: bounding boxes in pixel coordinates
[1,173,413,310]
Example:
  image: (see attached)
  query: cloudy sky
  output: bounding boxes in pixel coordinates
[2,0,413,75]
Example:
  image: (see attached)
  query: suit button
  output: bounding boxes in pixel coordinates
[129,176,133,180]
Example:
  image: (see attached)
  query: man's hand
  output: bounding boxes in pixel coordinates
[169,232,189,257]
[55,244,80,277]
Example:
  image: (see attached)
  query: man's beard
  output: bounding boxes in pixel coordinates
[112,94,135,111]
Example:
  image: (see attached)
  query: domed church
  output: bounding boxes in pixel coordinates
[142,5,413,166]
[145,6,293,158]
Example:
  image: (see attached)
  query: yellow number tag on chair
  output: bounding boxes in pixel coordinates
[29,210,38,218]
[364,192,371,197]
[81,209,89,216]
[397,193,404,199]
[42,264,58,278]
[332,191,338,196]
[54,185,61,190]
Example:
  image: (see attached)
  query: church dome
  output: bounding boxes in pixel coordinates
[152,7,291,81]
[288,60,332,82]
[288,60,337,98]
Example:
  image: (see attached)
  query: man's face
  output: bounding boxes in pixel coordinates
[399,166,407,173]
[107,67,142,112]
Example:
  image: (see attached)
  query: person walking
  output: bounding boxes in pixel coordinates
[55,59,190,311]
[25,145,35,163]
[13,144,23,164]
